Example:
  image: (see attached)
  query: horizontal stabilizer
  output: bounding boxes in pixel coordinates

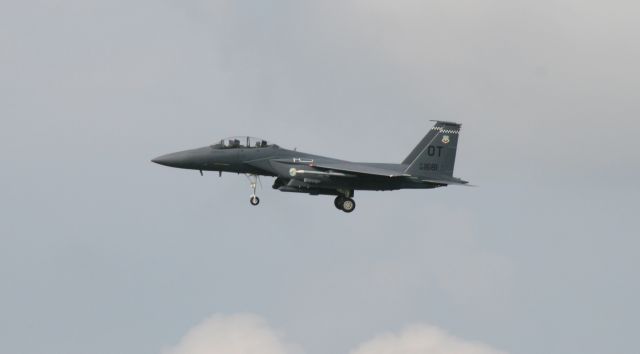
[420,177,473,186]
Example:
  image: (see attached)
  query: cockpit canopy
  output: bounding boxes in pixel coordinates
[211,136,274,149]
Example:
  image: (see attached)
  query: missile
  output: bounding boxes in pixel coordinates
[288,168,353,178]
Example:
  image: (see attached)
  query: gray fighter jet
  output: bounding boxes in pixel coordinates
[152,121,469,213]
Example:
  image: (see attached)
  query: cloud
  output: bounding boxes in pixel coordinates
[164,314,506,354]
[349,325,507,354]
[163,314,299,354]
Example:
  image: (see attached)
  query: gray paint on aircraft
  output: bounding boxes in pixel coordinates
[152,121,469,212]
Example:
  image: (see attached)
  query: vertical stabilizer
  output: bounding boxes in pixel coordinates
[403,121,462,178]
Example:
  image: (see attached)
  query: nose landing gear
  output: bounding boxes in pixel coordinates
[246,174,261,206]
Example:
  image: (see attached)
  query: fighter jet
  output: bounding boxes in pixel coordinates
[152,121,469,213]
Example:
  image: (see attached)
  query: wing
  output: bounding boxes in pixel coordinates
[310,161,408,178]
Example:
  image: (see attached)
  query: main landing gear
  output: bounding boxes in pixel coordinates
[334,191,356,213]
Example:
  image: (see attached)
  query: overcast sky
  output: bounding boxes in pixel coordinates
[1,1,639,354]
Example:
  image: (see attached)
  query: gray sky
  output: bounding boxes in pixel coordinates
[1,1,639,353]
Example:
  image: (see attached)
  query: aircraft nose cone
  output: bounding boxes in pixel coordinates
[152,147,211,169]
[152,152,185,167]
